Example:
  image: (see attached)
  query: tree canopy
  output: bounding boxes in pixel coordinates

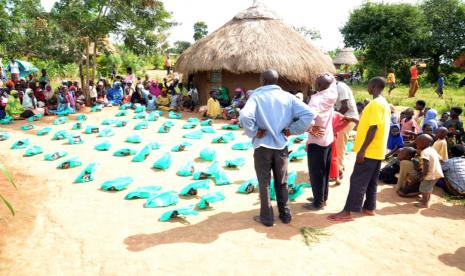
[193,21,208,41]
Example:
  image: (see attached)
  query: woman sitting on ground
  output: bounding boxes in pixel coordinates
[205,90,222,119]
[156,88,172,111]
[96,81,109,106]
[222,88,245,120]
[5,90,25,119]
[130,84,146,107]
[22,88,45,117]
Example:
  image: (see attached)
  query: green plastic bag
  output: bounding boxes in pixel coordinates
[171,141,192,152]
[20,124,35,131]
[27,113,42,122]
[134,105,146,113]
[113,148,137,157]
[192,161,219,180]
[115,110,128,117]
[159,205,198,221]
[56,108,73,116]
[231,141,253,151]
[24,145,43,157]
[0,132,11,141]
[288,183,311,201]
[200,119,212,126]
[147,142,162,150]
[179,180,210,196]
[57,157,82,169]
[11,138,30,149]
[225,157,246,168]
[163,121,175,127]
[197,191,225,209]
[168,111,182,119]
[71,122,83,130]
[134,121,148,130]
[85,125,99,134]
[95,141,112,151]
[182,123,198,129]
[287,134,308,146]
[289,149,306,162]
[187,118,200,123]
[67,134,84,145]
[152,152,172,170]
[237,179,259,194]
[120,103,130,110]
[76,114,87,121]
[37,127,52,136]
[54,117,68,125]
[269,171,297,201]
[133,113,147,120]
[91,105,102,112]
[154,110,163,116]
[213,169,231,185]
[126,134,142,143]
[145,191,179,208]
[199,147,216,161]
[297,144,306,152]
[147,112,159,122]
[53,130,69,140]
[183,130,203,140]
[101,119,116,125]
[177,161,195,177]
[132,145,152,162]
[125,186,162,199]
[221,124,240,130]
[158,124,171,133]
[100,176,134,191]
[44,151,68,161]
[212,132,235,144]
[200,126,216,134]
[0,116,13,125]
[113,120,128,127]
[74,162,97,183]
[98,128,115,137]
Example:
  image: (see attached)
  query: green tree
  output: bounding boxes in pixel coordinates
[341,2,427,75]
[193,21,208,41]
[420,0,465,80]
[171,41,191,54]
[293,26,321,41]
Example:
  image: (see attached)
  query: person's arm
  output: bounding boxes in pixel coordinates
[338,99,349,115]
[356,125,377,164]
[288,97,316,135]
[441,161,450,173]
[420,159,429,181]
[385,146,399,160]
[239,97,258,138]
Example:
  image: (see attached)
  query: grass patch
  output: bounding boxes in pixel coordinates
[352,84,465,116]
[444,193,465,205]
[300,227,330,246]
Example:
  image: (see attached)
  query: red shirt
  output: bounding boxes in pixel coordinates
[410,66,418,80]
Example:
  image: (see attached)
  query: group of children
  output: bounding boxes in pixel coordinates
[380,99,465,206]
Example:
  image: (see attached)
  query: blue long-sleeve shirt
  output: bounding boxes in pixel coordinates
[239,85,316,150]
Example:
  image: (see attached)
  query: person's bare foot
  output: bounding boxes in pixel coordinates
[362,209,375,216]
[414,202,428,208]
[328,211,353,221]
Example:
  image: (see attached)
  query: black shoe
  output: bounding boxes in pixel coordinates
[279,215,292,224]
[306,197,314,202]
[302,203,324,211]
[253,215,273,227]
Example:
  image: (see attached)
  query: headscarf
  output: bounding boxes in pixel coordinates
[423,108,438,131]
[107,81,123,105]
[22,89,35,109]
[387,124,404,150]
[5,90,24,117]
[34,88,46,102]
[231,88,245,108]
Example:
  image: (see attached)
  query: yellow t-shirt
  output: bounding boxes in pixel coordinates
[387,73,396,84]
[207,98,221,118]
[354,96,391,160]
[433,139,448,161]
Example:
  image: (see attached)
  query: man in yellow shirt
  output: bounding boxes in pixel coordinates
[329,77,391,222]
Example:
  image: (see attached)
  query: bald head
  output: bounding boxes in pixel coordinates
[260,69,279,86]
[315,73,334,92]
[415,134,433,150]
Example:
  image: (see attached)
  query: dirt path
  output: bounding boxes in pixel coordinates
[0,108,464,275]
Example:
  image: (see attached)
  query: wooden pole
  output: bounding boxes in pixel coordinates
[85,39,91,106]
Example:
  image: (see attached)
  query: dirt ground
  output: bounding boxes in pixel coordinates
[0,107,464,275]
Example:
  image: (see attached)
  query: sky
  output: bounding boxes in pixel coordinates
[40,0,416,51]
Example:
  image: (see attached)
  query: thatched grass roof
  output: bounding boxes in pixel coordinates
[175,3,335,84]
[333,48,358,65]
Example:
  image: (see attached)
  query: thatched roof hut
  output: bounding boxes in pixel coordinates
[333,48,358,66]
[175,2,335,104]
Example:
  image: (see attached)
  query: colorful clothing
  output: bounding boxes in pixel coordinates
[307,83,338,147]
[5,90,24,117]
[387,124,404,150]
[442,157,465,194]
[400,118,419,137]
[423,109,438,131]
[206,97,221,118]
[433,139,448,161]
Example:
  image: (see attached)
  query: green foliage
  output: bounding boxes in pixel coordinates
[300,227,330,246]
[171,41,192,54]
[193,21,208,41]
[0,163,17,216]
[293,26,321,41]
[31,59,78,79]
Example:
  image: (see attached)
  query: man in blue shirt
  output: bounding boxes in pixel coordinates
[239,69,316,227]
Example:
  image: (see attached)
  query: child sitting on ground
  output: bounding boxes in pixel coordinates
[444,107,464,146]
[385,124,404,159]
[146,94,157,111]
[433,127,448,161]
[205,90,222,119]
[440,144,465,197]
[400,108,419,142]
[396,147,421,196]
[415,134,444,208]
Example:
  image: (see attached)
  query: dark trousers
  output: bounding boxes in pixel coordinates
[254,146,291,225]
[307,143,332,207]
[344,158,381,212]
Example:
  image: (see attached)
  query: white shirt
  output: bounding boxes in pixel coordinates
[9,61,19,74]
[335,81,358,119]
[89,86,97,98]
[421,147,444,180]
